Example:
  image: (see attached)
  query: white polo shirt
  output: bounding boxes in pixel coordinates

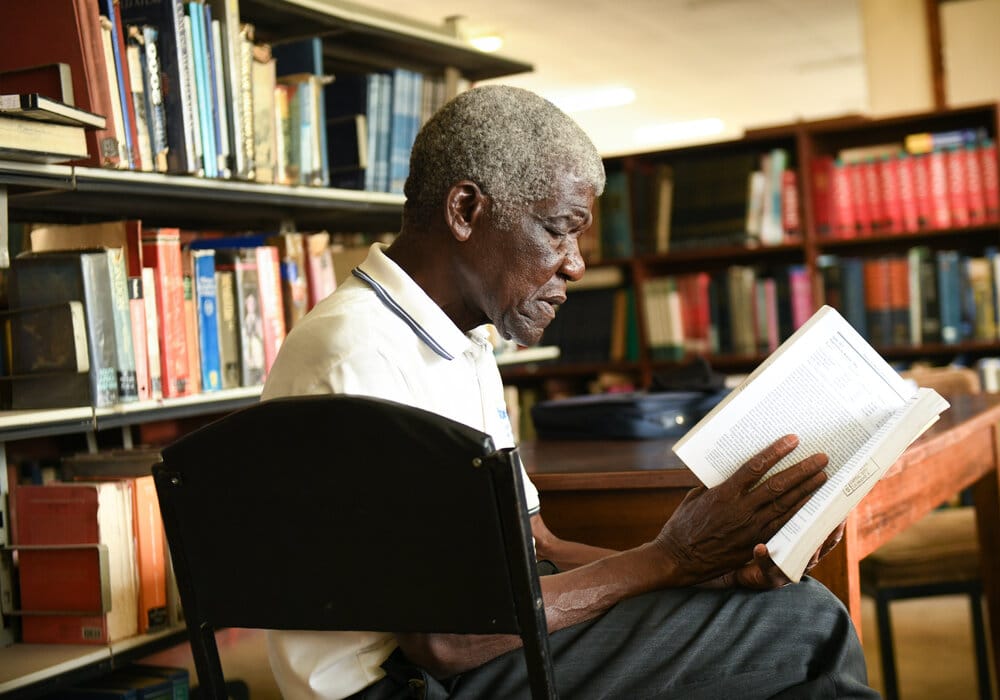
[261,242,540,700]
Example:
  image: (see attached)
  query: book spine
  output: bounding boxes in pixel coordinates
[780,168,800,240]
[141,267,163,399]
[193,248,222,391]
[255,245,286,375]
[879,156,902,234]
[945,146,970,228]
[124,38,154,172]
[182,256,201,394]
[896,153,920,233]
[207,0,248,179]
[127,276,151,401]
[106,248,139,402]
[239,23,257,180]
[965,143,987,224]
[186,0,216,177]
[140,25,169,172]
[809,156,834,237]
[208,15,231,178]
[831,160,855,239]
[862,159,885,233]
[131,475,168,633]
[107,0,141,169]
[912,153,933,230]
[936,250,962,344]
[142,231,189,397]
[214,268,240,388]
[251,43,276,183]
[981,139,1000,223]
[99,15,131,168]
[926,149,951,229]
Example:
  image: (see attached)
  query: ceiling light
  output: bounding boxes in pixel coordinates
[633,118,725,145]
[545,86,636,113]
[469,35,503,52]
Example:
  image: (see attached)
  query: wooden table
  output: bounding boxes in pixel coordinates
[519,393,1000,677]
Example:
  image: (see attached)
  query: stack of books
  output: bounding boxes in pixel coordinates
[0,91,105,163]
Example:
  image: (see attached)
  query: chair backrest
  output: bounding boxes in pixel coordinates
[153,394,556,699]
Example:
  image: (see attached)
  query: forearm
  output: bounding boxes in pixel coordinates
[396,542,678,678]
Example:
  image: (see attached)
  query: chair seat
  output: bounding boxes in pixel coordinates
[861,507,980,590]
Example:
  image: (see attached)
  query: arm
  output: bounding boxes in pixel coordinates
[397,434,829,678]
[531,512,617,570]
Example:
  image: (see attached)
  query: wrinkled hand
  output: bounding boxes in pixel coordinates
[654,434,829,587]
[702,521,847,590]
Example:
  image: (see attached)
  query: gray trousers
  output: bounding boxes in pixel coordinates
[355,577,880,699]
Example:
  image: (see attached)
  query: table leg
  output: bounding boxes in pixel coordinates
[809,514,863,641]
[972,422,1000,688]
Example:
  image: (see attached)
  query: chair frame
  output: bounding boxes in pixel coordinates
[153,395,557,699]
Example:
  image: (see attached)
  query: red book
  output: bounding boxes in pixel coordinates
[781,169,800,239]
[788,266,814,331]
[887,256,910,346]
[982,140,1000,223]
[965,144,987,223]
[142,229,190,397]
[0,0,121,167]
[847,161,871,236]
[810,156,835,238]
[831,160,856,239]
[879,156,903,234]
[912,153,934,230]
[897,154,921,232]
[127,276,151,401]
[304,231,337,308]
[945,146,970,228]
[862,159,886,232]
[926,149,951,229]
[255,245,287,375]
[12,482,139,644]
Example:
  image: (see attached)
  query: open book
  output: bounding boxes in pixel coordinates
[672,305,950,582]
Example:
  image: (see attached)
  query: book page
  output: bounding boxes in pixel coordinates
[672,305,950,581]
[674,306,913,488]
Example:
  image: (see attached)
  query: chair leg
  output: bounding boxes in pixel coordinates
[876,591,900,700]
[968,587,993,700]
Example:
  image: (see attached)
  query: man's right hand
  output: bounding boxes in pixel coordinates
[652,434,829,587]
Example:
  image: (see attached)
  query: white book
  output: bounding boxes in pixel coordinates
[673,305,950,582]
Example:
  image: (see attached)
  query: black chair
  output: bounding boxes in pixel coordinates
[153,394,557,699]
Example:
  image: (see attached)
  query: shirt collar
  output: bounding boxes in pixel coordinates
[352,242,481,361]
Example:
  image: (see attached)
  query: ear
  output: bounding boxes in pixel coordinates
[444,180,487,242]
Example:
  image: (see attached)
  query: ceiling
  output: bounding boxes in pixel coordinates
[323,0,870,156]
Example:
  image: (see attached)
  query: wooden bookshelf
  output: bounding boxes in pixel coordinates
[0,0,534,696]
[501,102,1000,395]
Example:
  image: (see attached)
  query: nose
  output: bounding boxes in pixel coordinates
[560,237,586,282]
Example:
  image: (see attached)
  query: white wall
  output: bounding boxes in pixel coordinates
[941,0,1000,106]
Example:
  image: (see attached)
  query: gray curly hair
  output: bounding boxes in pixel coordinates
[403,85,606,228]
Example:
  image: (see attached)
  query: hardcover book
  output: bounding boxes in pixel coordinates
[13,481,139,644]
[673,305,949,582]
[9,249,123,408]
[0,93,106,128]
[0,0,122,166]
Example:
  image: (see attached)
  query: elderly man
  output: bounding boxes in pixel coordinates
[262,85,877,699]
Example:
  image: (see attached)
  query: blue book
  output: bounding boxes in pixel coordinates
[839,257,868,339]
[599,170,633,259]
[203,3,229,178]
[187,1,218,178]
[126,666,190,700]
[192,248,222,391]
[936,249,962,344]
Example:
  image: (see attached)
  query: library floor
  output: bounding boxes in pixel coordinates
[140,595,995,699]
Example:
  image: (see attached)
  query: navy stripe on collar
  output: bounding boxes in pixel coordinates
[352,267,454,361]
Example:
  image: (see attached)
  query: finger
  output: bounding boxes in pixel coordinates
[733,434,799,488]
[759,452,829,501]
[750,543,792,587]
[758,475,827,538]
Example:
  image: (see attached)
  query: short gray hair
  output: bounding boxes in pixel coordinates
[403,85,606,227]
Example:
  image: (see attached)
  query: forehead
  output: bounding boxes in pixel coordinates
[531,171,596,215]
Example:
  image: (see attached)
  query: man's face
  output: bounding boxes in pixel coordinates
[472,171,595,347]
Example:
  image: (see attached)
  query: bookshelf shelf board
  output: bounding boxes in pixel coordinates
[0,162,405,232]
[641,242,806,269]
[0,160,74,193]
[816,224,1000,255]
[0,406,96,442]
[501,361,642,381]
[876,340,1000,358]
[93,386,263,429]
[0,625,187,700]
[242,0,532,80]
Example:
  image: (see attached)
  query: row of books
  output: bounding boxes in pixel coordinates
[811,128,1000,239]
[11,466,175,645]
[0,0,454,191]
[641,265,815,360]
[818,247,1000,349]
[2,221,344,410]
[591,148,802,262]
